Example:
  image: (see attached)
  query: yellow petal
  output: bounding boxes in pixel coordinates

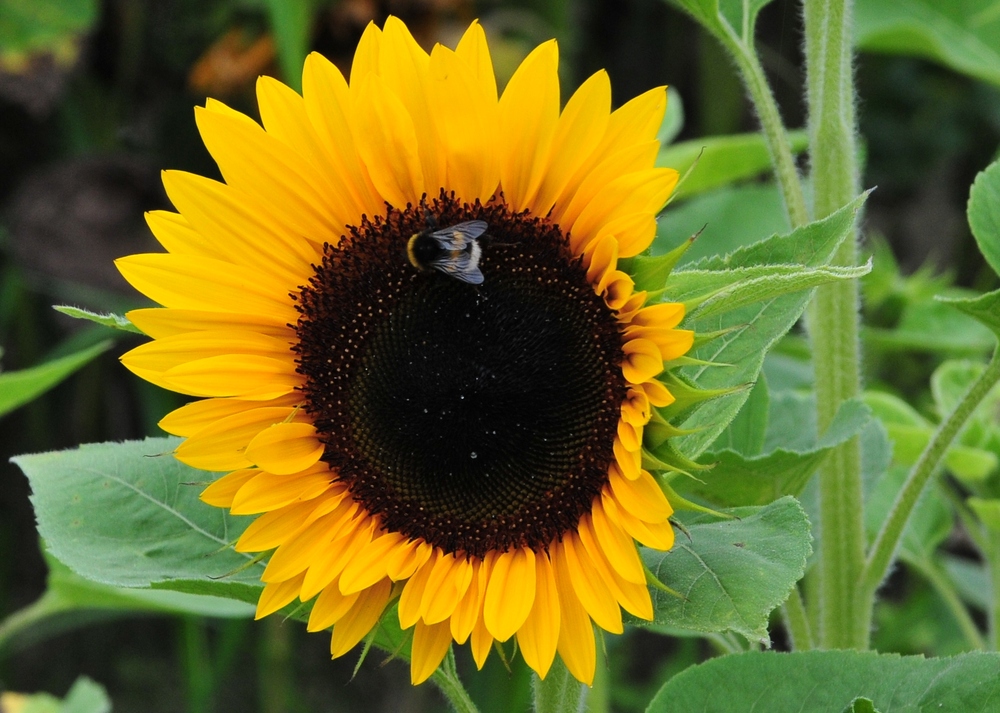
[262,508,354,583]
[497,40,559,211]
[640,379,676,408]
[483,547,536,642]
[161,170,318,282]
[145,211,217,259]
[428,45,499,203]
[422,553,474,625]
[299,513,373,600]
[622,338,663,384]
[603,490,675,551]
[558,532,622,634]
[410,620,453,685]
[200,468,257,508]
[469,612,493,670]
[577,513,651,619]
[307,577,360,632]
[591,497,646,585]
[174,406,300,471]
[160,355,302,400]
[613,439,641,481]
[255,571,305,619]
[121,330,293,377]
[245,422,324,475]
[531,70,611,216]
[255,75,365,229]
[450,558,487,645]
[330,577,392,658]
[302,52,383,217]
[353,72,424,208]
[194,106,342,244]
[350,22,382,88]
[230,466,332,515]
[115,253,298,321]
[385,538,433,580]
[515,551,560,679]
[236,493,347,552]
[339,530,406,594]
[398,550,438,629]
[160,397,267,437]
[127,307,294,340]
[455,21,497,103]
[553,544,596,685]
[609,467,673,522]
[379,17,443,192]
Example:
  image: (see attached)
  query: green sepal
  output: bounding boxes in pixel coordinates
[690,324,744,349]
[644,560,686,600]
[657,372,750,417]
[662,147,705,209]
[643,411,702,451]
[53,305,144,334]
[644,441,713,475]
[660,482,738,520]
[628,234,699,293]
[668,355,731,368]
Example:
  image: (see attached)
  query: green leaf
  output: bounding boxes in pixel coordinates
[668,197,867,457]
[855,0,1000,87]
[968,497,1000,533]
[863,391,999,482]
[658,87,685,146]
[677,261,871,319]
[1,677,110,713]
[658,131,809,200]
[941,553,989,610]
[680,400,871,508]
[643,497,811,641]
[938,290,1000,338]
[711,373,769,456]
[0,0,98,70]
[665,0,776,43]
[0,552,255,656]
[12,439,418,666]
[57,677,111,713]
[968,158,1000,275]
[12,439,263,597]
[868,295,998,352]
[53,305,143,334]
[647,650,1000,712]
[843,698,880,713]
[0,340,111,419]
[866,466,952,561]
[655,184,791,266]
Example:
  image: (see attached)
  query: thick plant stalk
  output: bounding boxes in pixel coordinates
[533,659,589,713]
[803,0,866,650]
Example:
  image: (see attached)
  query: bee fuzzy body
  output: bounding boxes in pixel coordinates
[407,219,487,285]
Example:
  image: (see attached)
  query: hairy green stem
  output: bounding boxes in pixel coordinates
[908,557,985,651]
[533,658,588,713]
[714,26,809,228]
[802,0,866,650]
[431,651,481,713]
[782,585,814,651]
[860,352,1000,637]
[989,532,1000,651]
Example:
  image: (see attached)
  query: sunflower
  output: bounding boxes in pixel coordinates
[116,17,693,686]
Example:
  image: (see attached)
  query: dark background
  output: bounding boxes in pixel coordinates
[1,0,999,710]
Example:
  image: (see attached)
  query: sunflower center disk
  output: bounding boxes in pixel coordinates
[294,195,626,558]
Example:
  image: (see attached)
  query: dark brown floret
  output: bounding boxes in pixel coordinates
[293,192,626,558]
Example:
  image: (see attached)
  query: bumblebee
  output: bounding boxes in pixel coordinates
[406,217,488,285]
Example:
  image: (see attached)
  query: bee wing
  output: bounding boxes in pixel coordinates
[431,242,484,285]
[431,220,488,250]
